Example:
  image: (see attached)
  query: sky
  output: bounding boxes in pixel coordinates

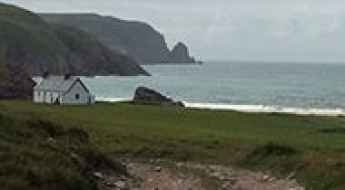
[3,0,345,62]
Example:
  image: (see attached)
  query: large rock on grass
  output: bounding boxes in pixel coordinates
[133,87,184,107]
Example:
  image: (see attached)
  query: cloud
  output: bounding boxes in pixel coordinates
[3,0,345,62]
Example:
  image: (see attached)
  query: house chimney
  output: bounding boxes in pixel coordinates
[64,73,72,80]
[42,71,50,79]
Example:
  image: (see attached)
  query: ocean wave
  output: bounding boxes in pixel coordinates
[96,97,132,102]
[95,97,345,116]
[184,102,345,116]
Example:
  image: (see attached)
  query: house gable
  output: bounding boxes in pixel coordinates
[63,79,90,96]
[61,80,91,105]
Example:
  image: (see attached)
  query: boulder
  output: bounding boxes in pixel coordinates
[133,87,184,107]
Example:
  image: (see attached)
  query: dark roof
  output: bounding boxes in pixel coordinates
[34,76,89,93]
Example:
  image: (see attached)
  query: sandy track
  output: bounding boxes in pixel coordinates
[123,161,305,190]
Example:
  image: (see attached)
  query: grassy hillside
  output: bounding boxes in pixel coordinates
[0,3,148,76]
[1,100,345,189]
[0,108,127,190]
[41,14,200,64]
[53,25,148,76]
[0,3,69,74]
[40,14,173,63]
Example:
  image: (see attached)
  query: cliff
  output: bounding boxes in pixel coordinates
[40,14,198,64]
[0,3,149,76]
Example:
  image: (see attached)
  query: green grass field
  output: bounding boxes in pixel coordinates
[1,100,345,189]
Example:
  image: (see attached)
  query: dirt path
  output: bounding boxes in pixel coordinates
[125,161,304,190]
[97,160,305,190]
[178,162,304,190]
[127,163,206,190]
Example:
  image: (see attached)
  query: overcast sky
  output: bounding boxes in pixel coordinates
[3,0,345,62]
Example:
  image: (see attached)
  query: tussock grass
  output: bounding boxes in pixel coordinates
[319,127,345,134]
[0,111,126,190]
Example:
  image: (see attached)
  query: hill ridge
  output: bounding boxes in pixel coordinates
[0,3,149,76]
[40,13,198,64]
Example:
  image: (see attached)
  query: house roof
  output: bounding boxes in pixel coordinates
[34,76,89,93]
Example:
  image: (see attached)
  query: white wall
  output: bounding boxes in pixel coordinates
[34,91,60,104]
[52,92,59,104]
[61,81,91,105]
[33,91,44,103]
[33,90,47,103]
[45,92,51,103]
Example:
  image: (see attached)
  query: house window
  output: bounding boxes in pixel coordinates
[75,94,80,100]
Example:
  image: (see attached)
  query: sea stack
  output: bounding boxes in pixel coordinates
[169,42,196,64]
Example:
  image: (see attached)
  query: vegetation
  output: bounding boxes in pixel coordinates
[0,108,126,190]
[0,49,35,99]
[0,64,35,99]
[40,13,197,64]
[52,24,148,76]
[1,101,345,189]
[0,3,148,76]
[0,48,8,81]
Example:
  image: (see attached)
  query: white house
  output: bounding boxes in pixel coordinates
[33,75,95,105]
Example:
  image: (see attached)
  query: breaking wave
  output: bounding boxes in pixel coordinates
[184,103,345,116]
[96,97,345,117]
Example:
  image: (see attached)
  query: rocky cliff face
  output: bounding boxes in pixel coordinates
[40,14,198,64]
[0,3,149,76]
[169,42,196,64]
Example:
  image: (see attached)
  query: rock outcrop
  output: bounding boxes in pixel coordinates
[40,14,199,64]
[133,87,184,107]
[169,42,196,63]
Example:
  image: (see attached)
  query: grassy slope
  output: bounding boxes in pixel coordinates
[52,24,149,76]
[0,3,69,73]
[0,105,127,190]
[1,101,345,189]
[0,3,148,76]
[0,3,67,53]
[40,14,172,63]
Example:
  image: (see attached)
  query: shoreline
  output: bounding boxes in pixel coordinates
[96,97,345,117]
[185,103,345,117]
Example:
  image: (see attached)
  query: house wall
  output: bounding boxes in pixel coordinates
[33,90,60,104]
[49,92,59,104]
[33,90,59,104]
[33,90,44,103]
[45,92,51,103]
[61,81,91,105]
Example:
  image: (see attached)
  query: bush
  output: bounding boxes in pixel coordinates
[248,142,298,158]
[319,128,345,134]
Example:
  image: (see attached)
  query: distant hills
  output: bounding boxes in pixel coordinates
[0,3,149,76]
[40,14,198,64]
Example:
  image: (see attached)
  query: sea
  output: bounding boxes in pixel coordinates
[80,61,345,116]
